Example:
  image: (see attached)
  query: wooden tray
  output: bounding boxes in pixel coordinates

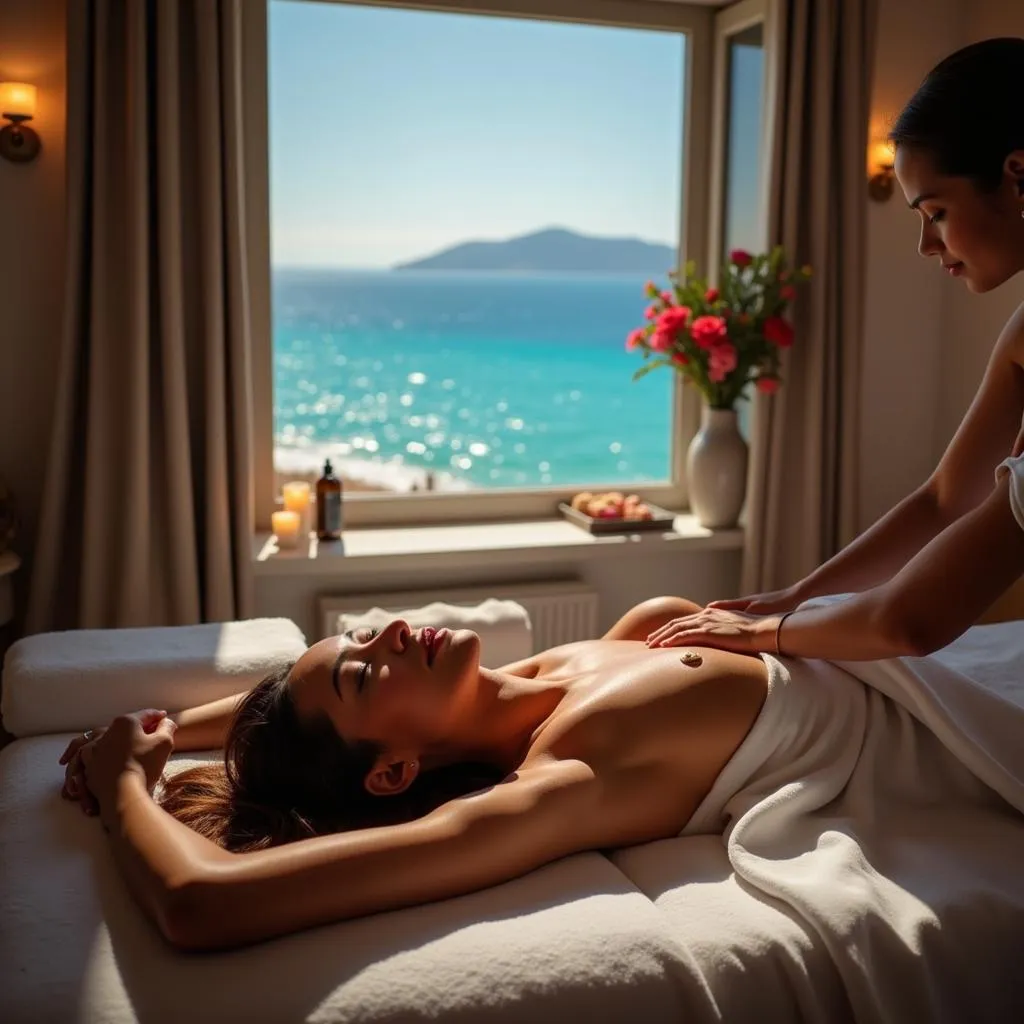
[558,502,677,535]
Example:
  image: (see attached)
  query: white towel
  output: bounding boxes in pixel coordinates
[996,451,1024,527]
[336,598,533,667]
[1,618,308,737]
[682,608,1024,1022]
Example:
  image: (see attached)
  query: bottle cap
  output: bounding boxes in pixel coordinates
[324,459,333,475]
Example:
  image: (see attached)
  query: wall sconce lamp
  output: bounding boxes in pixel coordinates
[0,82,41,163]
[868,139,895,202]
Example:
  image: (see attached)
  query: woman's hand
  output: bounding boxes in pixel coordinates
[706,585,804,615]
[61,726,109,815]
[646,607,779,655]
[60,710,169,816]
[77,712,177,825]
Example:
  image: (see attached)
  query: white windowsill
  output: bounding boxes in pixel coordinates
[252,512,744,577]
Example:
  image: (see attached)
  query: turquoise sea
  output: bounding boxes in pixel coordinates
[272,268,674,491]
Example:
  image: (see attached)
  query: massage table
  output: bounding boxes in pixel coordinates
[2,604,1024,1023]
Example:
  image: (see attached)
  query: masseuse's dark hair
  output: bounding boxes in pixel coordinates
[890,37,1024,191]
[159,666,503,852]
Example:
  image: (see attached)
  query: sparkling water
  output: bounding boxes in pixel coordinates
[273,268,675,491]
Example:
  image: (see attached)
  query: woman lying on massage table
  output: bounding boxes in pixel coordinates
[59,596,776,951]
[58,587,1024,956]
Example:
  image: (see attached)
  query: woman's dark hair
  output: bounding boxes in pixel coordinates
[159,666,504,852]
[890,38,1024,190]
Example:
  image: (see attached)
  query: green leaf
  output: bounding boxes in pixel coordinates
[632,359,671,382]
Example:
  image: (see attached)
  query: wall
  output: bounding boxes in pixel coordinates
[0,0,67,615]
[858,0,965,530]
[934,0,1024,453]
[256,547,742,643]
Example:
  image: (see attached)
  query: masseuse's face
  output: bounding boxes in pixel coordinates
[288,620,482,760]
[895,146,1024,294]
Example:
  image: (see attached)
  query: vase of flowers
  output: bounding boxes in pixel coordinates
[627,247,811,529]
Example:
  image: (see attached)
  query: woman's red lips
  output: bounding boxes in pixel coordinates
[421,626,446,666]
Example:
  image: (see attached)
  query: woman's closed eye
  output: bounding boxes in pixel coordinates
[358,661,371,692]
[927,209,945,224]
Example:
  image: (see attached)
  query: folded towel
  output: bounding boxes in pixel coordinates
[335,598,533,668]
[1,618,308,737]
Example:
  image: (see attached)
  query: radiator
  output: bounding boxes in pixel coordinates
[318,580,600,652]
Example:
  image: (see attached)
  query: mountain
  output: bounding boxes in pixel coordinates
[393,227,676,274]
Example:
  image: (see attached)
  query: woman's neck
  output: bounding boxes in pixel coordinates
[440,669,568,774]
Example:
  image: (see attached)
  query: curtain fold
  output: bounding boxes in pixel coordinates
[740,0,876,594]
[27,0,254,632]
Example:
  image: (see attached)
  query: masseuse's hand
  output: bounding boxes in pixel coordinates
[646,607,779,654]
[707,585,802,615]
[78,712,176,825]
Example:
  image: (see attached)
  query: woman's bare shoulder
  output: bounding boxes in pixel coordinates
[998,300,1024,361]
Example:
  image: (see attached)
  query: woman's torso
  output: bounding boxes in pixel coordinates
[514,641,768,834]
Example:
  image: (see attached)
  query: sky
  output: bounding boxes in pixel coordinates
[269,1,761,269]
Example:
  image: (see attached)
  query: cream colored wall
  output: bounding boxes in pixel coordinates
[0,0,67,611]
[934,1,1024,458]
[858,0,966,530]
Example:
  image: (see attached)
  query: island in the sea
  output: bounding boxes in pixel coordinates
[393,227,676,274]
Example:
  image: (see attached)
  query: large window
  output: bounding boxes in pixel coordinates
[250,0,768,528]
[269,1,687,503]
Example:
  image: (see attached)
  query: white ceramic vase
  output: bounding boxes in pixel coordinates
[686,406,748,529]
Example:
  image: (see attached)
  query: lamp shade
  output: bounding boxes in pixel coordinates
[0,82,37,119]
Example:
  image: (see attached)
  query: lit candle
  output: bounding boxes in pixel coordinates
[282,481,312,533]
[272,510,301,550]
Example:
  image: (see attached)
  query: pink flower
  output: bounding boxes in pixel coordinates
[656,305,692,337]
[730,249,753,268]
[690,314,728,350]
[764,315,794,348]
[780,285,797,301]
[756,376,780,394]
[650,330,673,352]
[671,351,689,367]
[708,342,738,383]
[625,328,646,351]
[661,291,674,304]
[645,304,659,320]
[704,287,719,303]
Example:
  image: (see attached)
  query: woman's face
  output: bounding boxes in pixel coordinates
[894,146,1024,293]
[288,620,482,758]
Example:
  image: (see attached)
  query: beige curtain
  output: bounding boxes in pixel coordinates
[27,0,254,632]
[740,0,875,594]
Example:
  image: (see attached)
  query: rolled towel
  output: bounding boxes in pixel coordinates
[1,618,308,737]
[336,598,533,668]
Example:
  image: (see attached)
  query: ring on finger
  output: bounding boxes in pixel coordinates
[82,729,95,742]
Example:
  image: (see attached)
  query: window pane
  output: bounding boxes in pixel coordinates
[722,24,765,259]
[720,23,764,440]
[269,2,686,495]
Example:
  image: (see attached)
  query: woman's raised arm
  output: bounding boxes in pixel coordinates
[103,753,673,952]
[170,691,249,751]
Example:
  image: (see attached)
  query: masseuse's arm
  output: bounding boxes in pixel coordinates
[728,310,1024,609]
[775,472,1024,658]
[104,756,677,952]
[654,473,1024,660]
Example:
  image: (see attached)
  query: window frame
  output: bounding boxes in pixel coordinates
[245,0,728,530]
[709,0,771,273]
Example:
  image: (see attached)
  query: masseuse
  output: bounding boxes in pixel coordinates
[649,38,1024,663]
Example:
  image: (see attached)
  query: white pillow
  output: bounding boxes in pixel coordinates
[336,599,532,668]
[1,618,308,737]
